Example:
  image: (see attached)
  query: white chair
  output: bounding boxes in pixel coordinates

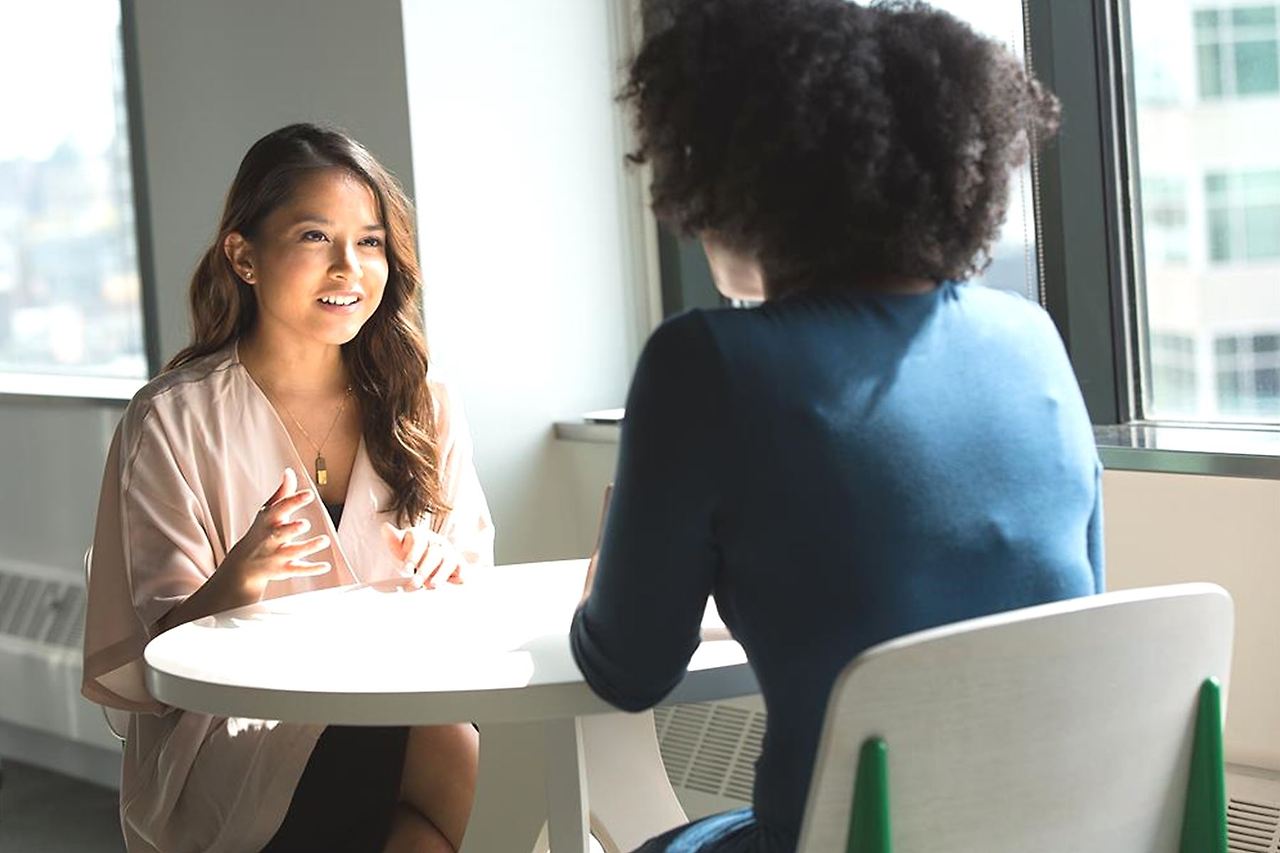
[796,583,1233,853]
[83,547,130,742]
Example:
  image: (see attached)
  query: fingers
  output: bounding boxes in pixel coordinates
[261,488,316,526]
[381,522,409,560]
[271,517,311,543]
[402,529,428,576]
[262,467,298,510]
[272,534,333,578]
[416,537,464,589]
[385,525,464,591]
[278,533,331,561]
[281,558,332,578]
[419,542,451,588]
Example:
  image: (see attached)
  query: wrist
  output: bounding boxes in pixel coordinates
[216,555,269,602]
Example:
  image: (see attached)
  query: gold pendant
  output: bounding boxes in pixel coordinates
[316,455,328,486]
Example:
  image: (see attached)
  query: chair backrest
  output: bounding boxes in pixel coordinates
[796,583,1233,853]
[82,547,129,742]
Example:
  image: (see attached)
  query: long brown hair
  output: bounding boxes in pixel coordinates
[168,123,446,527]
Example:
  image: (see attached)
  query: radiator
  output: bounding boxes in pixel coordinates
[653,694,767,819]
[0,559,123,757]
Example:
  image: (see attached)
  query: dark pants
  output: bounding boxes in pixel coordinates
[260,725,409,853]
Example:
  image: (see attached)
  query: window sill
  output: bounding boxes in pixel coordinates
[1094,423,1280,480]
[0,372,144,405]
[555,414,1280,481]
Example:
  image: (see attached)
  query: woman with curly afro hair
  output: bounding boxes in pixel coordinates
[569,2,1102,851]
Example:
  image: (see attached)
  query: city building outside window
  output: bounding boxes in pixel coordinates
[1150,332,1200,415]
[1142,177,1192,266]
[1215,331,1280,416]
[1205,170,1280,263]
[1129,0,1280,423]
[1195,5,1280,99]
[0,1,147,392]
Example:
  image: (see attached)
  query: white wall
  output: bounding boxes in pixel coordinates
[401,0,651,563]
[128,0,417,362]
[1102,470,1280,774]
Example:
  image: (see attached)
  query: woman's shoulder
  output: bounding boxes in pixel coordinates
[425,372,474,441]
[119,347,240,440]
[638,308,726,367]
[952,283,1056,328]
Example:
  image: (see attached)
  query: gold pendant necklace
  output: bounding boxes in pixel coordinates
[273,387,353,487]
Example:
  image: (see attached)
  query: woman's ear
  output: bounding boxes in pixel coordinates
[223,232,257,285]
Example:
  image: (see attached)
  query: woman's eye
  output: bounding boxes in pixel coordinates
[302,230,329,242]
[359,236,384,248]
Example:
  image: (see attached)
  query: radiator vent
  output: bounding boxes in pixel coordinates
[653,702,766,802]
[0,568,85,650]
[1230,796,1280,853]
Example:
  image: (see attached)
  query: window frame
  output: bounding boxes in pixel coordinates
[1025,0,1141,427]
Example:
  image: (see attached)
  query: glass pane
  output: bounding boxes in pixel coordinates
[0,1,145,381]
[1234,39,1280,94]
[924,0,1040,301]
[1242,169,1280,202]
[1208,210,1234,261]
[1195,9,1221,38]
[1131,0,1280,423]
[1259,367,1280,396]
[1231,6,1277,28]
[1197,43,1225,97]
[1150,333,1199,413]
[1244,206,1280,259]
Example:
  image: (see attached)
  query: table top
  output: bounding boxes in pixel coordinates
[144,559,757,725]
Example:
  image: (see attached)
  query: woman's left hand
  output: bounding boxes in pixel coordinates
[381,522,464,588]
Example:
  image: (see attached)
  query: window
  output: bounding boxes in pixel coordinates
[1128,0,1280,423]
[1215,332,1280,416]
[1195,6,1280,98]
[1150,332,1200,414]
[909,0,1043,302]
[1141,177,1191,265]
[1205,170,1280,262]
[0,1,148,390]
[660,0,1042,315]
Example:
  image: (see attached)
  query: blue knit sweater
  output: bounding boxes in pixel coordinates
[571,282,1103,852]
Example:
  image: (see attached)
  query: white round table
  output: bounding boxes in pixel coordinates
[144,560,758,853]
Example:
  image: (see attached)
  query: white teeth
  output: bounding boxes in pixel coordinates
[318,295,358,306]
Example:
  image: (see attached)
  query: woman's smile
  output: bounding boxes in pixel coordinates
[316,291,363,313]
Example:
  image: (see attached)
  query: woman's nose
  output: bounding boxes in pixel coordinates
[331,242,363,280]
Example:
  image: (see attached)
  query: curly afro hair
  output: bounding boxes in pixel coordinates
[624,0,1061,293]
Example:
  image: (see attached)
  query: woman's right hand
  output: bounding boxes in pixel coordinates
[220,467,332,596]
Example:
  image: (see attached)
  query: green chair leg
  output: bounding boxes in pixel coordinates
[847,738,891,853]
[1179,677,1228,853]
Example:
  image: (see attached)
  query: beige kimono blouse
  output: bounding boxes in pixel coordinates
[82,345,494,852]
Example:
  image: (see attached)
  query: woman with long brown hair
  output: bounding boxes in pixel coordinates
[82,123,492,852]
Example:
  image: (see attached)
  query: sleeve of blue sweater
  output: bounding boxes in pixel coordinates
[569,312,727,712]
[1087,460,1105,593]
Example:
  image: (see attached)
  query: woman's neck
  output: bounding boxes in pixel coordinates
[237,329,349,396]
